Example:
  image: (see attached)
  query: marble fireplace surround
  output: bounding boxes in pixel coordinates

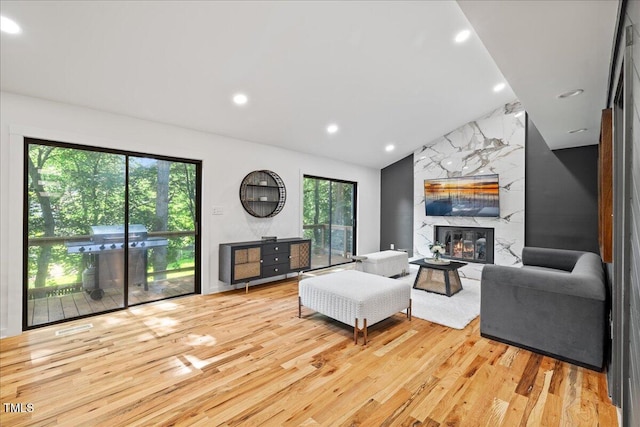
[413,101,525,281]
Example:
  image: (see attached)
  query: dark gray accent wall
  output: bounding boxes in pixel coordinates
[380,154,413,256]
[525,117,600,253]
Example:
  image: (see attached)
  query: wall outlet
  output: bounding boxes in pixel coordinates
[390,243,395,250]
[212,206,224,215]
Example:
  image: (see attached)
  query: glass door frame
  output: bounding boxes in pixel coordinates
[22,137,202,330]
[303,174,357,270]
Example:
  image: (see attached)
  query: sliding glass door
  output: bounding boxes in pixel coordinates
[24,138,200,329]
[128,156,198,305]
[303,176,356,269]
[26,144,127,326]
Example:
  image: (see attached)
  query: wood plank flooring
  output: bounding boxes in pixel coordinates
[1,278,618,426]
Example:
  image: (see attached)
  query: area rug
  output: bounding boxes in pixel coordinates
[396,266,480,330]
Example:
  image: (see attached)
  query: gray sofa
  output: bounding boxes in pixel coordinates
[480,247,606,370]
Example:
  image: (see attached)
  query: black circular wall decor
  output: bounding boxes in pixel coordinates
[239,170,287,218]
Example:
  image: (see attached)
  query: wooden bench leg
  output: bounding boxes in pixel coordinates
[363,319,367,345]
[354,318,358,344]
[407,299,412,320]
[354,318,368,345]
[298,297,301,318]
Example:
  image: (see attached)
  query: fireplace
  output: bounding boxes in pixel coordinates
[434,226,494,264]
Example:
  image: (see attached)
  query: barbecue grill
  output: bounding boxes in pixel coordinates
[66,224,168,300]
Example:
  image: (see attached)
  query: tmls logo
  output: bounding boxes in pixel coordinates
[3,403,35,413]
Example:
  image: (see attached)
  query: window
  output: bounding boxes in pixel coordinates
[24,138,201,329]
[303,176,356,269]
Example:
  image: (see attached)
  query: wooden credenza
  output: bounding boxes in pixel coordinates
[219,238,311,292]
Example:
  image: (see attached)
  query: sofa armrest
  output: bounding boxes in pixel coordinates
[522,247,585,271]
[481,264,605,301]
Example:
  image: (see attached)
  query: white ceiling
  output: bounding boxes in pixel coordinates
[0,1,618,169]
[458,0,619,152]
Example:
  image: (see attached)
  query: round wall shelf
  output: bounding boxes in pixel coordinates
[239,170,287,218]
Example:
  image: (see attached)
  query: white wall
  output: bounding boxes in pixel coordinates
[0,91,381,338]
[413,101,525,280]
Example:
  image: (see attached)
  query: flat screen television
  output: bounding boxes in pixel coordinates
[424,174,500,217]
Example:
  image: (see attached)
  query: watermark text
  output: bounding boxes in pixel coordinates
[3,402,35,413]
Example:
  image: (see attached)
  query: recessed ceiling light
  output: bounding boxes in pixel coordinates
[558,89,584,99]
[232,93,248,105]
[0,16,21,34]
[454,30,471,43]
[326,123,339,134]
[385,144,395,152]
[515,111,524,118]
[568,128,588,134]
[493,83,506,93]
[419,156,427,160]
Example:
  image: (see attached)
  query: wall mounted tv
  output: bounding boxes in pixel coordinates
[424,174,500,217]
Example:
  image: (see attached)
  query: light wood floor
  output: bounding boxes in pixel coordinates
[1,277,618,426]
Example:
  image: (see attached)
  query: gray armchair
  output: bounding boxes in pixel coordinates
[480,247,606,370]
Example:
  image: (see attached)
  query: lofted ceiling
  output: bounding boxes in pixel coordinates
[0,1,618,169]
[458,0,619,152]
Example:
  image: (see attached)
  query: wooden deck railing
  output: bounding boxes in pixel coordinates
[26,231,196,299]
[303,224,353,257]
[27,230,195,246]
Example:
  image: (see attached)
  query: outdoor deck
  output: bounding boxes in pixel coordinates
[310,253,351,270]
[26,276,195,327]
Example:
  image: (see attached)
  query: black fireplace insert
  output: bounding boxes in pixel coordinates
[434,226,494,264]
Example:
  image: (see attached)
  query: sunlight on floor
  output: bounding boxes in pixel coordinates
[101,316,127,326]
[30,348,54,363]
[183,334,217,347]
[130,300,181,317]
[184,354,211,370]
[137,332,156,342]
[143,316,179,335]
[169,355,193,376]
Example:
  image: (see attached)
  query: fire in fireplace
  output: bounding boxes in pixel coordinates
[434,226,494,264]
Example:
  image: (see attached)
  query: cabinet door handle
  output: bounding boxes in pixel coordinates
[275,247,279,251]
[260,260,263,263]
[275,257,278,261]
[274,268,278,272]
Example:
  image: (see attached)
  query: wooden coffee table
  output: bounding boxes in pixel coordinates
[409,259,467,297]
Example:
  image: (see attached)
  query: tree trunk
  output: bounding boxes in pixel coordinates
[27,155,55,288]
[183,163,195,221]
[313,179,321,253]
[153,160,170,280]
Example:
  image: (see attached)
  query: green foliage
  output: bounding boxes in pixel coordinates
[27,144,197,288]
[303,177,355,258]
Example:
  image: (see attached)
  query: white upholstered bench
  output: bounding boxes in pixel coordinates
[298,270,411,344]
[359,250,409,277]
